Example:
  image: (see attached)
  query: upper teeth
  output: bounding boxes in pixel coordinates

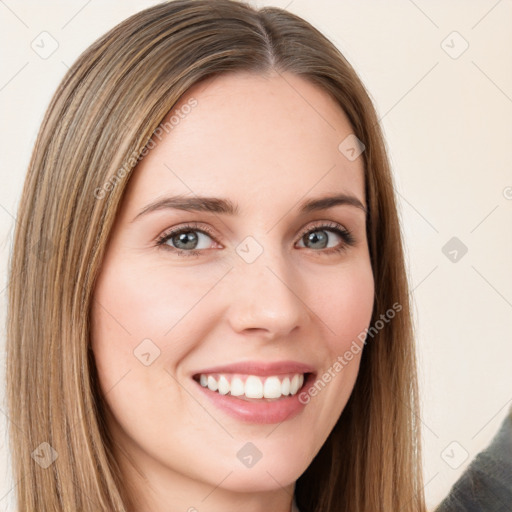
[198,373,305,399]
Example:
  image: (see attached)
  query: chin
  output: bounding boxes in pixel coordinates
[214,451,311,493]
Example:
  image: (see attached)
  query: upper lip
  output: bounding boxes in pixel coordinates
[192,360,316,377]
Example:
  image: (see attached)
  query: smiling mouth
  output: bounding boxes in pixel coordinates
[192,372,313,402]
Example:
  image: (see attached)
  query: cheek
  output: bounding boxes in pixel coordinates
[89,254,230,414]
[90,256,215,353]
[296,259,374,440]
[313,259,375,352]
[89,259,209,446]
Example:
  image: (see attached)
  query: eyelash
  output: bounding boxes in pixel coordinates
[155,221,356,258]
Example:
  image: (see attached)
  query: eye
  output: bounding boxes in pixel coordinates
[156,222,218,257]
[296,221,355,254]
[156,220,355,257]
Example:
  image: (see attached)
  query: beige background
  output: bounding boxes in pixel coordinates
[1,1,511,510]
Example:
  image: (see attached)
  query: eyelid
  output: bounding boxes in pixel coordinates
[296,220,349,239]
[155,221,221,247]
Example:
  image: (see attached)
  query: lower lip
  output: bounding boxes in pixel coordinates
[193,373,315,424]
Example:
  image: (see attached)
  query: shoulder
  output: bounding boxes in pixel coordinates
[435,406,512,511]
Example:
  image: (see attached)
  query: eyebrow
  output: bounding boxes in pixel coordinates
[131,193,367,223]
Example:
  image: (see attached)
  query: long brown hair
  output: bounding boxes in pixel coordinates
[6,1,426,510]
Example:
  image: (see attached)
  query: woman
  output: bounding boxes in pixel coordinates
[5,1,426,510]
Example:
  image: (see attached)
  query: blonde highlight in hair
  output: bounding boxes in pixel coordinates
[6,1,426,510]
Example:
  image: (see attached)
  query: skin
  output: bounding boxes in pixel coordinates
[91,70,375,512]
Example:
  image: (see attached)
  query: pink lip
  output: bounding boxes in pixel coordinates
[193,372,316,424]
[192,360,316,377]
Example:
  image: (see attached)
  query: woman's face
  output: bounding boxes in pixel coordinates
[91,71,374,507]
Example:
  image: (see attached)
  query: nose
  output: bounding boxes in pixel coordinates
[225,244,310,340]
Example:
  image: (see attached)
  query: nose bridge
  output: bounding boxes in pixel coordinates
[226,234,307,337]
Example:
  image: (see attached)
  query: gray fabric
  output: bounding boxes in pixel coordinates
[435,407,512,511]
[293,407,512,512]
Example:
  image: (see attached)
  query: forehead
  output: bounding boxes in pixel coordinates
[122,71,366,216]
